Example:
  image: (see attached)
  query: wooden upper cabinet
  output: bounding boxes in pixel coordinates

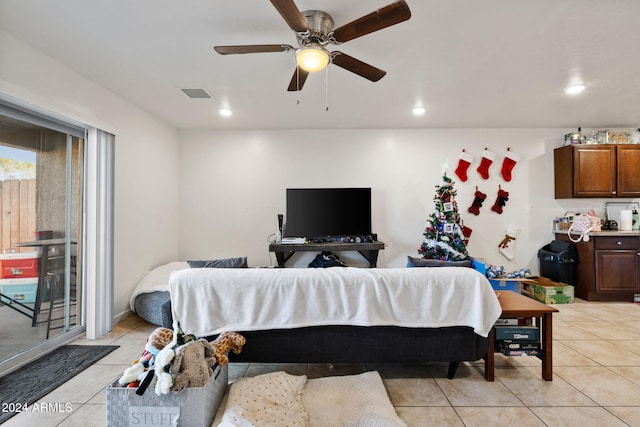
[617,145,640,197]
[554,144,640,198]
[573,145,616,197]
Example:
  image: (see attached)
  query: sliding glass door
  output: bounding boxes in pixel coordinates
[0,108,84,371]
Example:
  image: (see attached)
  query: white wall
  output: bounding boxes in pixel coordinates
[178,129,592,273]
[0,31,181,319]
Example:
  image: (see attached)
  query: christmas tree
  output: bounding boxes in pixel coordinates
[418,174,470,260]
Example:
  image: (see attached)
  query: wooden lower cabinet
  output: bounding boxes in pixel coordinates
[554,233,640,301]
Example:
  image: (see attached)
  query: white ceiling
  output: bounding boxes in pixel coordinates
[1,0,639,131]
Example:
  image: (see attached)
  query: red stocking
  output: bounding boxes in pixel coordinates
[461,225,472,243]
[476,148,496,180]
[491,185,509,214]
[467,187,487,216]
[501,148,520,182]
[454,150,473,182]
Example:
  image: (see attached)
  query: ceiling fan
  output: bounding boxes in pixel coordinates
[214,0,412,91]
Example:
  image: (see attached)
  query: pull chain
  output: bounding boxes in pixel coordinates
[325,66,329,111]
[296,65,301,105]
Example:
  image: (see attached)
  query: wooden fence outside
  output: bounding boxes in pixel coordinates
[0,179,36,253]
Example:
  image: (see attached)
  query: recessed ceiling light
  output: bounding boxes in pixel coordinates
[565,84,586,95]
[219,108,232,117]
[412,106,426,115]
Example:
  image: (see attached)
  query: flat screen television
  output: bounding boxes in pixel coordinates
[285,188,372,239]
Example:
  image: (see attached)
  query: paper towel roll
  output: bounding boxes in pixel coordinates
[620,210,633,231]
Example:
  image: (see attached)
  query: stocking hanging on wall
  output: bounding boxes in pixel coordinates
[499,224,521,260]
[467,186,487,216]
[476,148,496,180]
[491,185,509,214]
[501,148,520,182]
[454,149,474,182]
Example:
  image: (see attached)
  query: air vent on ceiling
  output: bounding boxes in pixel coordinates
[180,88,212,99]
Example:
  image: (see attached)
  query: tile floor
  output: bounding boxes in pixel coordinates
[3,299,640,426]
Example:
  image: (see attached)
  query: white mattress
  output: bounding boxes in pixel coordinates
[169,267,501,338]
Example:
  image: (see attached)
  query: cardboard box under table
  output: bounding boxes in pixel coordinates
[106,364,228,427]
[522,276,574,304]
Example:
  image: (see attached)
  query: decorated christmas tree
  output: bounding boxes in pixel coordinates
[418,174,470,260]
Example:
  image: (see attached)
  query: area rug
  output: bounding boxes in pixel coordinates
[217,370,406,426]
[0,344,118,423]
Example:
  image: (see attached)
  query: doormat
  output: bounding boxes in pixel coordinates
[0,344,118,423]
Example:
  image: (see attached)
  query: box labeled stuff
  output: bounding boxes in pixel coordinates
[0,252,40,278]
[522,276,574,304]
[106,363,228,427]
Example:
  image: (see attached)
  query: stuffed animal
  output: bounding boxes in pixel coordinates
[119,327,174,387]
[170,339,217,392]
[154,345,176,396]
[211,331,246,366]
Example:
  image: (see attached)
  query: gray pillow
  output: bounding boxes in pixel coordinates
[187,256,248,268]
[406,256,471,268]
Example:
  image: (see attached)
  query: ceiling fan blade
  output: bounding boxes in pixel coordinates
[287,67,309,91]
[270,0,309,32]
[331,52,386,82]
[331,1,411,43]
[214,44,294,55]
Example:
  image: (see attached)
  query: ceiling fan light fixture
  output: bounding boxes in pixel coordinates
[296,45,330,72]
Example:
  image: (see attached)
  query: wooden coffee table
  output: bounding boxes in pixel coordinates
[484,290,559,381]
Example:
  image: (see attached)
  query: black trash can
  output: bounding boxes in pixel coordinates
[538,240,578,286]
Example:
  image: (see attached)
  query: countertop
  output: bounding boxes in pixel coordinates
[555,230,640,237]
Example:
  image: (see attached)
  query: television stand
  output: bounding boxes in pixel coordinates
[269,240,385,268]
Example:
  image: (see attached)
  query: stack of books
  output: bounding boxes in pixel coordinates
[494,318,540,356]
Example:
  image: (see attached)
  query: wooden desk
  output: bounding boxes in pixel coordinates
[269,240,385,267]
[485,290,559,381]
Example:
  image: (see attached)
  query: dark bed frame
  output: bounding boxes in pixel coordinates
[135,291,491,380]
[208,325,490,380]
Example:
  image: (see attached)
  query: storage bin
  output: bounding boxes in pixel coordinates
[489,278,521,292]
[106,363,228,427]
[0,252,40,279]
[0,277,38,303]
[472,258,532,293]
